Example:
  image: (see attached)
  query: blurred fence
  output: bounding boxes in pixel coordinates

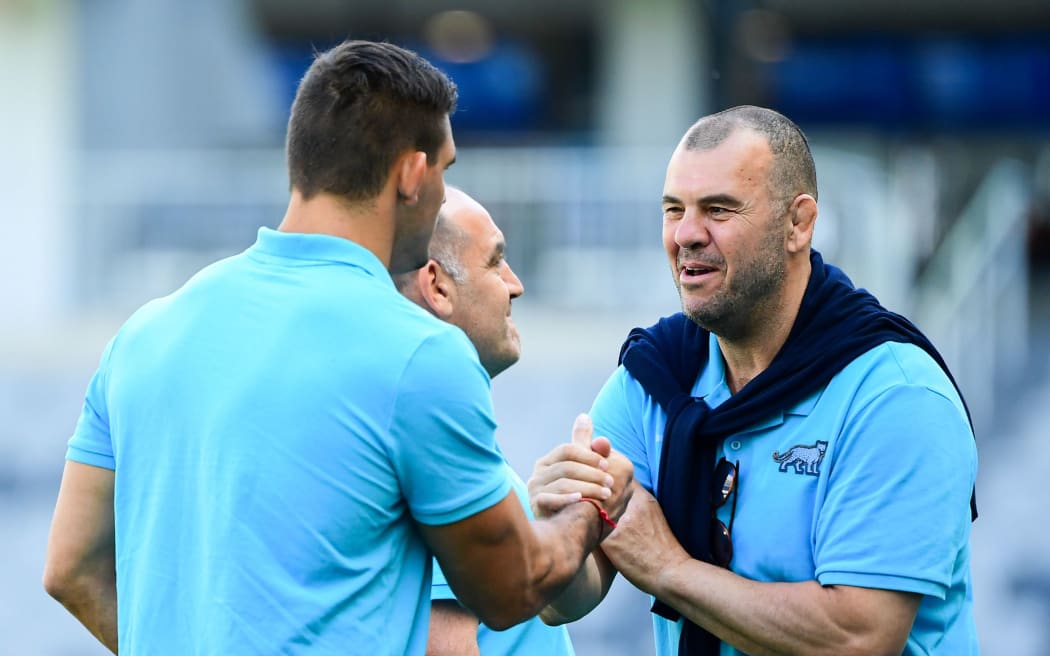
[913,159,1032,438]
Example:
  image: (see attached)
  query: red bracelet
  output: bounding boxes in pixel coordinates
[579,497,617,530]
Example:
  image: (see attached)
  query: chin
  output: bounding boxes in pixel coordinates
[681,302,717,330]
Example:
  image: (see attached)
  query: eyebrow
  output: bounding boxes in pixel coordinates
[662,193,742,207]
[489,241,505,262]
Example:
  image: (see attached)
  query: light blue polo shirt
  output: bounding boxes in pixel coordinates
[591,332,978,656]
[431,461,575,655]
[67,227,512,656]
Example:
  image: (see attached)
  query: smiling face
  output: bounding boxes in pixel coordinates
[661,128,790,338]
[440,189,524,378]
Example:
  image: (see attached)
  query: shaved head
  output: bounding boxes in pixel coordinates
[682,105,817,208]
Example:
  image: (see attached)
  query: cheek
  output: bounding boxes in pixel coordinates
[662,222,678,255]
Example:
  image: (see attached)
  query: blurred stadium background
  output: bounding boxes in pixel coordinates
[2,0,1049,653]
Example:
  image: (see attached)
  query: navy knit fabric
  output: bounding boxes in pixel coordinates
[618,250,976,656]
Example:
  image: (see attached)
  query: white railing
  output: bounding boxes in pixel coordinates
[912,159,1032,436]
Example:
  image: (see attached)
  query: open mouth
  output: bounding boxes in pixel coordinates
[681,263,718,278]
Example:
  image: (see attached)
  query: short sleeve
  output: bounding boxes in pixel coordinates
[67,336,118,470]
[390,329,512,526]
[814,383,977,598]
[431,464,529,604]
[590,365,655,491]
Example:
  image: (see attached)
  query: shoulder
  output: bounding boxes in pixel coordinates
[811,341,975,465]
[821,342,975,467]
[833,341,967,416]
[592,365,650,415]
[395,303,484,380]
[386,298,491,408]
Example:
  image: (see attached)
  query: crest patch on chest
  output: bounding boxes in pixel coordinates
[771,440,828,476]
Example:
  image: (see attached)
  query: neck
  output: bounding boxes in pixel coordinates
[717,254,812,394]
[277,189,397,268]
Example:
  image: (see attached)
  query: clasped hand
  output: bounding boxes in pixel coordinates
[527,414,633,534]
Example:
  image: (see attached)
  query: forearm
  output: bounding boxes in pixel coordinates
[422,493,607,630]
[650,560,916,656]
[519,502,606,617]
[47,570,118,653]
[425,415,634,630]
[427,600,480,656]
[540,548,616,625]
[44,461,118,653]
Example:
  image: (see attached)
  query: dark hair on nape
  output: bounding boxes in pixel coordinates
[683,105,818,204]
[286,40,458,201]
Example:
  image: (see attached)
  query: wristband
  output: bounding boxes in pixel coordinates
[579,497,617,530]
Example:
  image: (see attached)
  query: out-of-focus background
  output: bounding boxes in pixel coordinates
[3,0,1049,653]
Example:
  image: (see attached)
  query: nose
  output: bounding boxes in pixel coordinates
[675,208,710,249]
[503,261,524,300]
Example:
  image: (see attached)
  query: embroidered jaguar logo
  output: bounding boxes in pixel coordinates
[772,440,828,476]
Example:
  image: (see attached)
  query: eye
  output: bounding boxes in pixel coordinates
[707,206,732,220]
[663,206,684,218]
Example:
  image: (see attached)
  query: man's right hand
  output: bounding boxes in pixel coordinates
[420,413,632,630]
[528,414,633,529]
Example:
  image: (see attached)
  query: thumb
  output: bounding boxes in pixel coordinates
[590,436,612,458]
[571,413,594,449]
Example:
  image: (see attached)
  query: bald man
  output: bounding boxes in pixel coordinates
[395,187,579,655]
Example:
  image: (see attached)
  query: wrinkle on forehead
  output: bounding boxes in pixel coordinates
[665,133,775,205]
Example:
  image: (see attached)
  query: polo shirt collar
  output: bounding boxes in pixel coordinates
[249,227,393,288]
[691,331,821,430]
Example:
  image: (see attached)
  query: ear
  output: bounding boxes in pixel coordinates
[415,260,456,319]
[395,151,428,205]
[786,194,817,255]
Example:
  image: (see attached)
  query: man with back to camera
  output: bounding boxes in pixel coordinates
[42,39,632,655]
[397,186,605,655]
[529,105,978,655]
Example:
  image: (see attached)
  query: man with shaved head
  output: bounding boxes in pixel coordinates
[534,106,979,655]
[396,187,580,655]
[396,187,526,381]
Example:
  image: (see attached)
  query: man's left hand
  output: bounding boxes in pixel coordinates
[599,484,690,594]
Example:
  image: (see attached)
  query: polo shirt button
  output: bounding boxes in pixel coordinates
[730,440,742,450]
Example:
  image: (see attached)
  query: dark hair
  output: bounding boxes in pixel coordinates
[286,40,458,201]
[683,105,817,204]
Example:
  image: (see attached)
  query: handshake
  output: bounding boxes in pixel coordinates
[528,414,634,539]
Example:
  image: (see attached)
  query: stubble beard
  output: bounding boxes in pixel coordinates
[479,329,521,379]
[679,231,788,340]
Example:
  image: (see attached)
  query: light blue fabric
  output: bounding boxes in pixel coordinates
[590,332,978,656]
[431,462,575,655]
[67,227,512,656]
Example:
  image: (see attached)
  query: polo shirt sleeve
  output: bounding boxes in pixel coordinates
[590,365,655,491]
[813,382,977,598]
[430,557,456,602]
[390,329,512,526]
[431,467,529,604]
[66,336,118,470]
